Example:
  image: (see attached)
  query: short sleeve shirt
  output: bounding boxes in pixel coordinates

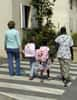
[55,34,74,59]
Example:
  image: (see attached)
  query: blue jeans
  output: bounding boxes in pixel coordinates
[28,57,36,77]
[6,48,20,75]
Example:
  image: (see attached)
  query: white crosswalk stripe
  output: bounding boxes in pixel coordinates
[0,92,56,100]
[0,61,77,100]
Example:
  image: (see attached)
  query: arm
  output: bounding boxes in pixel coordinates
[70,46,73,60]
[4,34,7,51]
[16,31,22,52]
[16,31,21,47]
[55,36,60,50]
[70,36,74,60]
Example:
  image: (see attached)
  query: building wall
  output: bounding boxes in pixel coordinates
[0,0,12,57]
[12,0,32,43]
[12,0,31,30]
[52,0,70,33]
[0,0,31,57]
[52,0,77,33]
[0,0,77,57]
[69,0,77,33]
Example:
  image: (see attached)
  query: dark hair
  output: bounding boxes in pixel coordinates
[28,36,36,43]
[42,38,47,46]
[8,21,15,29]
[60,27,67,34]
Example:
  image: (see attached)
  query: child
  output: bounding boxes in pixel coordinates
[23,36,36,80]
[36,39,50,81]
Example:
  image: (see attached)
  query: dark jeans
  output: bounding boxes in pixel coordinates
[6,48,20,75]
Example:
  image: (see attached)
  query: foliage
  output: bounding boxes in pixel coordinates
[21,29,34,49]
[22,0,57,59]
[31,0,54,29]
[31,0,57,59]
[72,33,77,47]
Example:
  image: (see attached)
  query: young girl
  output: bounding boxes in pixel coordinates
[36,39,50,81]
[23,36,36,80]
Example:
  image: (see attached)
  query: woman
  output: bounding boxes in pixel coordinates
[4,20,21,76]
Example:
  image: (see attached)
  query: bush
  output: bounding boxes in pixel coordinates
[72,33,77,47]
[22,27,58,60]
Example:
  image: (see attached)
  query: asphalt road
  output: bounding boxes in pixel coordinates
[0,61,77,100]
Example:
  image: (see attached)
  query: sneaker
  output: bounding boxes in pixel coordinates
[64,79,71,87]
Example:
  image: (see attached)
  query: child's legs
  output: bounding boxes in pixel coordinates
[29,57,36,77]
[40,67,44,81]
[43,61,49,77]
[40,61,49,78]
[47,69,50,77]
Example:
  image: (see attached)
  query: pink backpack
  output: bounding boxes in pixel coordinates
[36,47,49,62]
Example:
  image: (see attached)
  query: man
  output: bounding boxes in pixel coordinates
[55,27,74,87]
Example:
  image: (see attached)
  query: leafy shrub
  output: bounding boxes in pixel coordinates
[22,27,57,60]
[72,33,77,47]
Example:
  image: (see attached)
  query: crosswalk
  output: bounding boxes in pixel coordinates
[0,61,77,100]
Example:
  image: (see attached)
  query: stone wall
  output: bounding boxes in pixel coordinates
[73,47,77,63]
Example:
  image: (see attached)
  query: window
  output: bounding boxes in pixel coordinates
[70,0,72,10]
[20,4,30,28]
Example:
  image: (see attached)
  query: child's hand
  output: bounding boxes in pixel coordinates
[22,50,24,53]
[20,50,24,54]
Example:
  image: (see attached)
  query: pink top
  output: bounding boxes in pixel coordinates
[36,46,49,62]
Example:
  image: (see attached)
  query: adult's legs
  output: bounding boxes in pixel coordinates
[64,59,70,80]
[6,49,14,75]
[63,59,71,87]
[58,58,65,81]
[14,49,20,75]
[58,58,71,87]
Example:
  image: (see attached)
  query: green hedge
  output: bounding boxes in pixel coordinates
[72,33,77,47]
[22,28,57,59]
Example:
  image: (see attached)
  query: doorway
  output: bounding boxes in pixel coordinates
[20,5,30,28]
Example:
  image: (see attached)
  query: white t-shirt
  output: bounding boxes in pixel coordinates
[55,34,74,59]
[24,43,35,57]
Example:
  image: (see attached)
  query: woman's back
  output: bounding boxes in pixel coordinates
[5,29,21,48]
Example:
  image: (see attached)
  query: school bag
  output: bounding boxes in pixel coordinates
[36,47,49,62]
[24,43,35,57]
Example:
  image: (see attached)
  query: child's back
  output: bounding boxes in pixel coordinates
[24,42,35,58]
[40,46,49,62]
[23,37,36,80]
